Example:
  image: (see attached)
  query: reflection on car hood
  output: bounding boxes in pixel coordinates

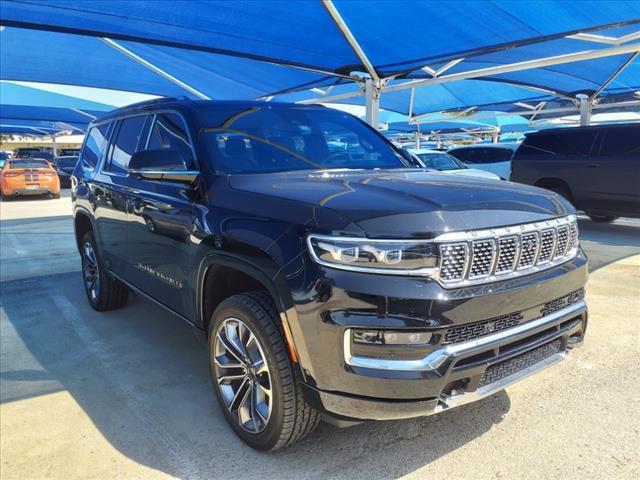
[446,168,502,180]
[228,169,573,237]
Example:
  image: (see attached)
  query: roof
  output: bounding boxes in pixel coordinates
[91,98,328,123]
[449,143,520,151]
[523,122,640,136]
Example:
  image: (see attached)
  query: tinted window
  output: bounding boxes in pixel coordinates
[202,107,407,174]
[415,152,465,171]
[147,113,195,168]
[449,149,469,161]
[518,130,595,158]
[106,116,147,174]
[82,123,111,169]
[598,126,640,157]
[8,160,50,169]
[57,156,78,168]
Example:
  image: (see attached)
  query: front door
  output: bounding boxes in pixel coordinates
[126,112,199,319]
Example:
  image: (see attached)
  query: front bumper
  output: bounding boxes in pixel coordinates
[292,250,588,421]
[305,300,585,421]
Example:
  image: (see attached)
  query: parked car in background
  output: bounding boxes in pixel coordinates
[0,158,60,199]
[53,155,78,188]
[511,124,640,222]
[406,148,502,180]
[59,148,81,157]
[72,98,588,450]
[14,147,54,162]
[448,143,519,179]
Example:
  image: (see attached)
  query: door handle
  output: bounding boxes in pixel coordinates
[585,163,600,168]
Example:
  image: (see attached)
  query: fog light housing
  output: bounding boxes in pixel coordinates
[353,329,432,346]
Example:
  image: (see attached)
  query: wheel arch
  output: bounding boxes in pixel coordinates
[534,177,574,202]
[196,252,303,367]
[73,207,97,252]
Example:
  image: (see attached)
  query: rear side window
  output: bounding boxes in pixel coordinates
[105,116,147,174]
[147,113,195,168]
[518,130,595,158]
[598,127,640,157]
[81,123,111,169]
[455,148,512,164]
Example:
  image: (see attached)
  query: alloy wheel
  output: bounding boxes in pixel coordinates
[213,318,273,433]
[82,241,100,302]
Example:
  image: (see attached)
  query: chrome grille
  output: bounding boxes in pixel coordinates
[517,232,538,269]
[495,236,517,273]
[437,215,579,287]
[537,229,555,263]
[555,225,569,258]
[439,243,467,281]
[469,240,495,278]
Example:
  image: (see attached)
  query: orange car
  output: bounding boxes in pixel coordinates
[0,158,60,199]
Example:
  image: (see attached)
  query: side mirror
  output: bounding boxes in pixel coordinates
[129,149,198,184]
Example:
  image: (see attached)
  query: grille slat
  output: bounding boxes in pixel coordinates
[438,216,579,287]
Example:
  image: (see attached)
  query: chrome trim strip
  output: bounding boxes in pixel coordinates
[434,214,577,243]
[343,300,586,372]
[435,352,566,412]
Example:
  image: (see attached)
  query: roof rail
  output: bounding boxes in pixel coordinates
[122,96,190,110]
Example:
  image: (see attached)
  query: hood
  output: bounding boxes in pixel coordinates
[228,169,573,238]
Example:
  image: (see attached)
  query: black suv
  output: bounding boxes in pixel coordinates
[72,99,588,450]
[511,124,640,222]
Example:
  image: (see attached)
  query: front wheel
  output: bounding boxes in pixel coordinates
[80,231,129,311]
[587,213,618,223]
[208,291,319,450]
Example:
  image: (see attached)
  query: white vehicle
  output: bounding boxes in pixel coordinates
[407,148,502,180]
[447,143,519,180]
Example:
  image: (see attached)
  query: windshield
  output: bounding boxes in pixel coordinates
[415,152,466,171]
[202,106,409,174]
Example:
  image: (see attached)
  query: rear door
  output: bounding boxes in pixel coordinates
[590,125,640,215]
[126,112,199,318]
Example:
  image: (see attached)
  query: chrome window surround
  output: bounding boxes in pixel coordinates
[307,214,579,288]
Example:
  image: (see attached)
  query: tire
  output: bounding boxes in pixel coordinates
[80,231,129,311]
[208,291,319,451]
[587,213,618,223]
[51,192,61,199]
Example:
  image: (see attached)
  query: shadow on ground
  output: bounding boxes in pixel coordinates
[1,271,509,479]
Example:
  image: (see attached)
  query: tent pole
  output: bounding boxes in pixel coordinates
[385,42,640,93]
[590,52,639,102]
[52,135,58,157]
[100,38,211,100]
[322,0,380,84]
[364,79,380,128]
[577,94,591,126]
[414,131,421,149]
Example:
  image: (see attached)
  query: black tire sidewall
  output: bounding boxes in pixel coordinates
[208,297,289,451]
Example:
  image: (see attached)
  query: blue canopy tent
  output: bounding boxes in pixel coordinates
[0,82,113,133]
[1,1,639,126]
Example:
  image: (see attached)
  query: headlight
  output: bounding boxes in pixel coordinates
[307,235,439,276]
